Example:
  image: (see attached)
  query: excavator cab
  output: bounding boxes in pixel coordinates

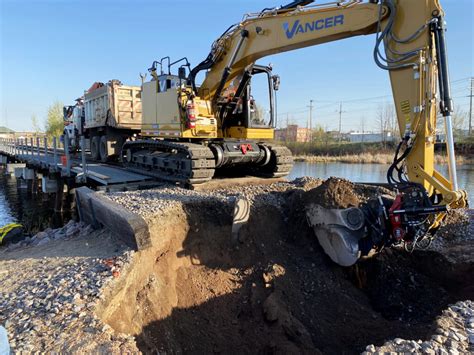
[217,64,277,132]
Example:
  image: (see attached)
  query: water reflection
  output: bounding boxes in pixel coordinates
[0,169,70,234]
[288,162,473,206]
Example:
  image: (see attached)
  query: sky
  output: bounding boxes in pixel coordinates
[0,0,473,132]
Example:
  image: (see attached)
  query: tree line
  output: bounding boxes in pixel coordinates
[31,101,64,139]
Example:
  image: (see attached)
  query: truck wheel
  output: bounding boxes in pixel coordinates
[99,136,109,163]
[91,136,100,161]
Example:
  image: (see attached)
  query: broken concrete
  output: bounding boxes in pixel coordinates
[75,187,151,250]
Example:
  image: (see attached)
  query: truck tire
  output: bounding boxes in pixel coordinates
[91,136,100,161]
[99,135,109,163]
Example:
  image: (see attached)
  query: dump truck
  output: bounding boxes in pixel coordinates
[63,80,142,162]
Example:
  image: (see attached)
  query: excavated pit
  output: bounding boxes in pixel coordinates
[97,179,473,354]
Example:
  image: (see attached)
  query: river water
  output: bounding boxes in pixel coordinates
[288,162,474,206]
[0,163,472,230]
[0,170,68,233]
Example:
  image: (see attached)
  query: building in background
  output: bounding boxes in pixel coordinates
[274,125,310,142]
[346,131,395,143]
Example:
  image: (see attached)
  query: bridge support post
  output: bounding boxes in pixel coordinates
[54,179,65,213]
[36,137,40,161]
[53,137,58,167]
[44,137,48,159]
[65,134,71,177]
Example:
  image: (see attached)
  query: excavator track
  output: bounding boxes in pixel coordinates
[122,140,216,185]
[250,144,294,178]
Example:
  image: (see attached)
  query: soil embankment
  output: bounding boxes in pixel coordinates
[1,177,472,353]
[101,178,474,354]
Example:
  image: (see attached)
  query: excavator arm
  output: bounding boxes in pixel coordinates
[189,0,468,266]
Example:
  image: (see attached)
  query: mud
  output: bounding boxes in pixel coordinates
[97,179,473,354]
[303,177,361,208]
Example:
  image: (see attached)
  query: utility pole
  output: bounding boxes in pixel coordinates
[308,99,314,143]
[338,102,343,142]
[469,77,473,136]
[286,113,289,143]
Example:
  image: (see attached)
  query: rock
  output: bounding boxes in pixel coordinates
[66,227,80,238]
[263,293,281,322]
[445,339,458,349]
[448,331,460,341]
[36,237,50,246]
[365,344,376,352]
[53,232,66,240]
[432,335,447,344]
[35,231,48,240]
[7,243,22,251]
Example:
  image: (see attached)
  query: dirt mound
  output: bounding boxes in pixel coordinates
[303,177,361,209]
[97,182,472,354]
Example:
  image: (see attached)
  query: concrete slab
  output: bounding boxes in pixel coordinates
[75,187,151,250]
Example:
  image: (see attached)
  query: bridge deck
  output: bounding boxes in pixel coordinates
[0,141,151,186]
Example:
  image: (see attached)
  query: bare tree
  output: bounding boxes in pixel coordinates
[436,106,467,141]
[31,114,41,135]
[451,109,467,139]
[376,103,398,145]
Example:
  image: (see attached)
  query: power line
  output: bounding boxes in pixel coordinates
[469,78,473,135]
[451,77,471,84]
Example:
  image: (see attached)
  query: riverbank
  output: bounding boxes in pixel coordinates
[294,153,473,164]
[1,178,472,353]
[0,222,138,352]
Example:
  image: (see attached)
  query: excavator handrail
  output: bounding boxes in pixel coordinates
[241,0,361,22]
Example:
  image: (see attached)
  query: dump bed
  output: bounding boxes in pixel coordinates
[84,81,142,131]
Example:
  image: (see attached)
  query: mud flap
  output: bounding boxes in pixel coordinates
[306,204,366,266]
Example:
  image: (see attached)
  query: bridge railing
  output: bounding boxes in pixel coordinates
[0,136,87,180]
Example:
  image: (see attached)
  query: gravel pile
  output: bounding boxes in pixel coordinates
[431,209,472,249]
[0,223,138,353]
[364,300,474,354]
[107,178,322,218]
[107,186,231,218]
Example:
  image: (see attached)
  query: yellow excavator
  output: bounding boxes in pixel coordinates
[123,0,468,265]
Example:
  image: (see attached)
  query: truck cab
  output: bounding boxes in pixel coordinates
[63,102,84,151]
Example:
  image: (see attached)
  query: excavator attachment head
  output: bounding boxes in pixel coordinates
[306,205,366,266]
[305,183,450,267]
